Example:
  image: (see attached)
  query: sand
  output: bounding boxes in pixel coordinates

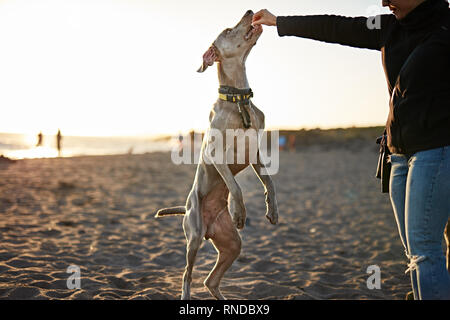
[0,147,411,300]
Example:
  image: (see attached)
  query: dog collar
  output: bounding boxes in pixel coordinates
[218,86,253,103]
[218,86,253,128]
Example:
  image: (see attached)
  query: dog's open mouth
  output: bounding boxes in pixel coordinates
[244,24,262,41]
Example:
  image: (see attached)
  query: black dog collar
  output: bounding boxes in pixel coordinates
[218,86,253,128]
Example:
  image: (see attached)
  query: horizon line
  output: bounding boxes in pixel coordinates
[0,124,386,138]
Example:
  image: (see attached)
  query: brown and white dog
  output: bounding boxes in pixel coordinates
[155,10,278,300]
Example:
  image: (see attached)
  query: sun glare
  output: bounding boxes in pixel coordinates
[5,146,60,159]
[0,0,390,138]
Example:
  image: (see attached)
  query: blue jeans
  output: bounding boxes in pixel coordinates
[389,146,450,300]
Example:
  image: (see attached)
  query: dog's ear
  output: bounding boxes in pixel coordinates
[197,45,218,73]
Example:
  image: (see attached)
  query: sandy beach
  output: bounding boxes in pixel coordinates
[0,145,411,300]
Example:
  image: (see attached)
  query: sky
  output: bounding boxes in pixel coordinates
[0,0,392,137]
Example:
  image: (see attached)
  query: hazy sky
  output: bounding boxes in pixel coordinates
[0,0,391,136]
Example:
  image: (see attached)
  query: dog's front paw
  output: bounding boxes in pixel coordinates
[231,202,246,230]
[233,214,246,230]
[265,196,279,225]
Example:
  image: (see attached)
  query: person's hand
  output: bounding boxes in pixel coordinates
[252,9,277,27]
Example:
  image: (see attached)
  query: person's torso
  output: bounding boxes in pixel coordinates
[382,9,450,154]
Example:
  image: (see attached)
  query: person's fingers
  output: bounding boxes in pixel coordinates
[253,9,265,19]
[252,15,267,26]
[252,18,261,26]
[252,9,276,26]
[252,11,263,25]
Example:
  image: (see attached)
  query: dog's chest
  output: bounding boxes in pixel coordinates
[210,102,263,130]
[207,101,264,170]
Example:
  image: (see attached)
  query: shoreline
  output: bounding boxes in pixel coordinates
[0,126,384,161]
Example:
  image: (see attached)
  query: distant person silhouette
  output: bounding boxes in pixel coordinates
[178,132,184,152]
[189,130,195,155]
[36,132,43,147]
[279,135,286,151]
[288,134,296,152]
[56,129,62,156]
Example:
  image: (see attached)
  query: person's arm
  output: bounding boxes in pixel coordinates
[277,15,387,50]
[253,9,393,51]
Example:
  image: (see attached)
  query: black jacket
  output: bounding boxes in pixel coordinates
[277,0,450,154]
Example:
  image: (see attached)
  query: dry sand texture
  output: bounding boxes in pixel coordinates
[0,148,411,299]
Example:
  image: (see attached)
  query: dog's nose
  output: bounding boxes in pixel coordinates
[245,10,253,17]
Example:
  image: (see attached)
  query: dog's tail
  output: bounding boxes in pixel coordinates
[155,206,186,218]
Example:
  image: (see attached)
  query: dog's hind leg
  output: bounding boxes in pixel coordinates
[204,209,241,300]
[181,209,204,300]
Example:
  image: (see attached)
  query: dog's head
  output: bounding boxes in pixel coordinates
[197,10,263,73]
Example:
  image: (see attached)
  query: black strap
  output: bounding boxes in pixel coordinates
[237,102,252,129]
[219,85,253,96]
